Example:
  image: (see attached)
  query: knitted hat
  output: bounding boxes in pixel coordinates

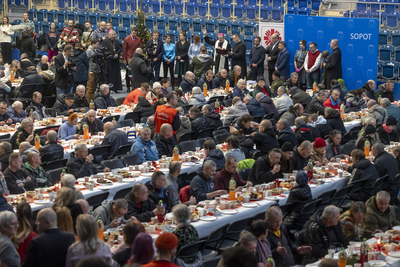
[365,125,376,135]
[296,170,308,187]
[153,82,162,89]
[155,233,179,251]
[289,87,298,95]
[386,116,397,126]
[65,93,74,100]
[281,142,294,152]
[314,137,326,148]
[272,71,281,78]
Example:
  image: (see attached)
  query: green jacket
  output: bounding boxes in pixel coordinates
[364,196,398,236]
[189,54,215,79]
[270,78,283,93]
[22,162,52,188]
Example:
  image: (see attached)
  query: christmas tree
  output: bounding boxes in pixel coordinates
[136,2,151,51]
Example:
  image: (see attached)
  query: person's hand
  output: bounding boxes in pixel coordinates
[271,164,281,174]
[80,108,85,113]
[167,59,171,64]
[323,63,326,67]
[323,159,329,165]
[250,132,257,136]
[110,219,120,228]
[18,182,24,187]
[235,186,243,192]
[330,158,336,162]
[153,208,158,215]
[102,36,106,40]
[228,51,233,55]
[71,67,76,71]
[82,43,86,48]
[275,67,278,71]
[26,134,34,142]
[153,50,156,55]
[26,176,32,181]
[123,60,127,65]
[129,216,137,221]
[6,118,12,124]
[73,134,80,139]
[63,36,68,41]
[153,57,158,62]
[92,139,99,145]
[180,60,184,63]
[188,196,196,205]
[277,242,287,255]
[214,190,227,196]
[85,154,94,162]
[68,109,74,113]
[0,121,5,126]
[202,27,207,35]
[306,69,310,73]
[114,54,118,59]
[372,229,383,235]
[177,56,180,60]
[229,126,238,133]
[252,63,257,67]
[267,57,271,61]
[297,245,312,254]
[314,161,321,167]
[64,61,69,67]
[51,48,54,51]
[253,123,259,128]
[104,167,111,172]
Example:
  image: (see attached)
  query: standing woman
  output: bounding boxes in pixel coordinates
[294,40,307,89]
[46,22,59,61]
[188,35,203,62]
[163,34,175,89]
[175,30,190,86]
[0,17,14,64]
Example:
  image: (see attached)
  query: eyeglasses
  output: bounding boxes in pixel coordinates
[9,221,19,227]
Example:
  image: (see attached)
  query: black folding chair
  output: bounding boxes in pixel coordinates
[349,125,363,133]
[115,144,132,156]
[180,140,200,152]
[0,133,10,140]
[120,154,142,166]
[238,168,251,181]
[178,131,195,142]
[114,187,132,200]
[41,158,68,171]
[253,116,263,123]
[198,137,213,148]
[214,133,229,144]
[330,185,353,207]
[87,192,110,210]
[89,145,111,159]
[372,174,390,191]
[124,111,141,123]
[263,113,275,120]
[296,199,322,230]
[348,177,370,201]
[279,203,294,221]
[253,211,265,221]
[316,189,337,211]
[176,240,206,262]
[343,140,357,155]
[203,223,229,256]
[223,217,253,242]
[103,115,120,123]
[200,255,222,267]
[212,129,229,137]
[101,159,125,169]
[48,167,64,184]
[116,97,125,105]
[196,128,213,139]
[119,119,134,127]
[207,96,225,105]
[341,131,359,145]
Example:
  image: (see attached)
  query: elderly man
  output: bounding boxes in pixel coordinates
[145,171,174,212]
[25,92,49,120]
[130,127,159,163]
[189,106,209,133]
[23,208,75,267]
[294,117,314,144]
[324,39,342,88]
[202,104,223,130]
[52,93,76,117]
[228,33,247,75]
[19,142,38,163]
[0,102,12,125]
[198,70,215,91]
[76,199,90,214]
[266,206,312,267]
[249,148,282,184]
[304,42,322,89]
[223,97,250,126]
[227,65,242,87]
[154,123,181,157]
[78,110,103,135]
[283,72,300,89]
[303,205,348,264]
[123,82,150,105]
[10,117,33,149]
[381,97,400,122]
[256,92,278,118]
[243,95,265,119]
[179,71,196,93]
[93,198,130,230]
[275,41,290,79]
[203,28,230,73]
[39,130,64,162]
[360,79,376,100]
[22,151,51,188]
[61,174,84,200]
[37,55,48,71]
[265,33,281,84]
[276,118,298,148]
[94,84,116,110]
[280,103,304,126]
[190,160,227,203]
[290,87,312,108]
[103,30,122,92]
[129,48,150,90]
[175,107,191,141]
[375,81,394,102]
[292,140,313,171]
[124,183,159,222]
[20,66,44,89]
[154,92,181,134]
[363,99,388,125]
[274,86,293,114]
[323,89,342,110]
[0,142,12,171]
[306,90,327,115]
[6,101,27,123]
[99,122,129,159]
[233,79,250,100]
[74,85,89,111]
[4,152,36,194]
[213,69,228,89]
[364,191,399,236]
[167,161,196,207]
[66,144,110,178]
[215,156,252,191]
[252,119,280,155]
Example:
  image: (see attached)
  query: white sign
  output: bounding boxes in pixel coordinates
[259,22,285,78]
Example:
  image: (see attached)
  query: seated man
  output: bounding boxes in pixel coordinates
[243,95,265,118]
[66,144,110,178]
[266,206,312,267]
[289,87,312,109]
[25,92,50,121]
[279,142,294,177]
[292,140,313,171]
[274,86,293,115]
[99,122,129,159]
[283,72,300,88]
[37,55,48,71]
[93,198,129,230]
[10,117,34,149]
[248,148,282,185]
[202,104,223,130]
[94,84,117,110]
[203,139,225,171]
[222,97,249,126]
[280,103,304,127]
[0,102,13,125]
[123,82,150,105]
[0,141,12,171]
[78,110,103,135]
[6,101,27,123]
[276,118,298,148]
[130,127,159,163]
[256,92,278,119]
[215,156,252,191]
[147,116,155,138]
[190,160,227,203]
[145,171,173,212]
[19,66,45,90]
[76,199,90,214]
[52,93,76,117]
[39,63,55,83]
[306,90,327,115]
[23,151,52,188]
[294,117,314,144]
[39,130,64,163]
[189,106,209,133]
[74,85,89,111]
[4,152,36,194]
[166,162,196,207]
[19,141,38,162]
[252,119,280,155]
[154,123,181,157]
[179,71,196,92]
[323,89,342,111]
[364,191,398,237]
[61,174,84,200]
[124,183,158,222]
[303,205,348,264]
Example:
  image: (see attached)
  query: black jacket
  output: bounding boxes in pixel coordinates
[286,181,312,230]
[4,168,36,194]
[52,94,75,117]
[377,126,399,145]
[145,181,173,213]
[133,97,154,118]
[213,73,227,89]
[229,40,247,75]
[316,122,332,139]
[66,153,98,178]
[375,84,394,102]
[359,82,374,100]
[39,141,64,163]
[23,228,75,267]
[347,158,379,202]
[265,41,280,69]
[77,117,103,135]
[283,78,300,89]
[306,98,326,115]
[20,32,36,58]
[326,142,345,160]
[10,127,34,149]
[179,77,195,93]
[204,112,223,130]
[20,70,44,89]
[246,98,265,118]
[267,225,298,267]
[124,191,157,222]
[259,95,278,118]
[202,149,226,172]
[252,128,280,155]
[325,112,346,136]
[74,93,89,109]
[324,47,342,89]
[154,133,180,158]
[344,92,366,112]
[146,39,164,61]
[190,113,210,133]
[130,53,150,89]
[94,93,117,110]
[72,48,89,83]
[277,127,298,148]
[248,155,280,185]
[190,169,216,202]
[308,124,321,140]
[54,53,74,90]
[290,88,312,108]
[100,127,129,159]
[0,113,12,125]
[0,151,12,171]
[295,124,314,144]
[374,151,399,195]
[0,196,13,213]
[291,148,310,171]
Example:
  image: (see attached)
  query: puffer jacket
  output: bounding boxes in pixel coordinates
[130,134,159,163]
[73,93,89,109]
[232,85,249,100]
[180,77,195,92]
[359,81,374,99]
[295,124,314,144]
[100,127,129,159]
[325,111,347,136]
[223,100,249,126]
[344,92,366,112]
[52,94,75,117]
[246,98,265,118]
[252,128,280,155]
[92,200,126,230]
[315,116,332,138]
[364,196,399,237]
[133,97,154,118]
[188,93,207,107]
[259,95,278,118]
[94,93,117,110]
[190,113,209,133]
[72,48,89,83]
[190,168,215,203]
[176,117,191,140]
[310,148,327,165]
[375,83,394,102]
[204,112,223,130]
[277,127,298,148]
[347,158,379,202]
[212,72,227,89]
[66,153,98,178]
[6,106,27,123]
[198,73,216,90]
[364,104,388,125]
[153,133,181,158]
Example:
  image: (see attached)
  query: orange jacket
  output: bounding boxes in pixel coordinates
[123,88,145,105]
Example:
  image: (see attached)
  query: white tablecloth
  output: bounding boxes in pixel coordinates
[344,120,361,133]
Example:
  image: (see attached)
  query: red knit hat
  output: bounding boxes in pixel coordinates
[314,137,326,148]
[155,233,179,251]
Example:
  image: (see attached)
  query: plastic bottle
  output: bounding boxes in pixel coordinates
[378,95,382,105]
[226,80,230,93]
[266,255,275,267]
[306,159,313,181]
[229,177,236,200]
[215,99,220,113]
[34,134,40,151]
[89,100,95,109]
[313,82,317,92]
[157,200,165,223]
[203,82,208,97]
[112,117,117,127]
[338,248,347,267]
[29,109,35,122]
[340,103,345,119]
[83,124,89,140]
[10,71,14,83]
[360,238,368,266]
[97,217,104,240]
[364,139,370,157]
[285,85,289,94]
[173,146,179,161]
[60,168,66,186]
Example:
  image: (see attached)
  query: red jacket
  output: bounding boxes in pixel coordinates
[123,35,141,62]
[323,96,341,111]
[123,88,145,105]
[179,185,191,203]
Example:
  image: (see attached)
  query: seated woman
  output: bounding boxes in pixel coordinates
[146,82,161,101]
[310,137,329,166]
[356,125,378,152]
[249,219,272,265]
[56,206,76,237]
[188,86,207,107]
[344,89,366,113]
[0,211,20,267]
[51,187,83,231]
[224,136,246,162]
[112,221,141,267]
[57,113,79,140]
[325,129,347,160]
[128,233,154,265]
[230,114,257,136]
[175,88,188,105]
[153,92,166,109]
[62,174,84,201]
[340,201,366,241]
[376,116,399,145]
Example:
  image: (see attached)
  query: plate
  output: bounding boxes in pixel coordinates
[150,234,159,240]
[242,203,257,208]
[159,168,169,172]
[97,186,113,191]
[220,209,238,215]
[182,162,195,166]
[200,216,217,221]
[265,196,278,200]
[141,172,153,177]
[221,194,229,199]
[324,180,332,183]
[309,184,317,188]
[374,233,385,238]
[34,200,51,204]
[122,178,136,183]
[393,226,400,230]
[368,260,386,267]
[75,185,86,190]
[388,251,400,258]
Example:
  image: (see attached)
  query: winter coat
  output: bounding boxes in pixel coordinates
[20,31,36,58]
[25,102,49,121]
[252,128,280,155]
[331,83,346,102]
[179,77,195,93]
[259,95,278,118]
[315,116,332,138]
[246,98,265,118]
[176,117,191,141]
[295,124,314,144]
[363,104,388,125]
[248,155,280,185]
[154,133,181,158]
[310,148,327,164]
[92,200,127,230]
[307,122,321,140]
[145,181,173,212]
[124,191,157,222]
[94,93,117,110]
[232,86,249,100]
[198,73,216,91]
[190,53,214,79]
[130,134,159,163]
[190,169,216,203]
[10,127,33,149]
[72,48,89,83]
[325,111,347,136]
[280,106,298,126]
[66,153,98,178]
[344,92,366,113]
[283,78,300,89]
[277,127,298,148]
[223,100,249,126]
[252,85,272,98]
[373,151,399,195]
[364,196,399,236]
[77,117,103,135]
[129,53,150,89]
[204,112,223,130]
[73,93,89,109]
[375,83,394,102]
[324,47,342,89]
[267,225,298,267]
[133,97,154,118]
[385,104,400,122]
[290,88,312,108]
[203,149,226,171]
[187,94,207,107]
[306,97,326,115]
[100,128,129,159]
[377,125,399,145]
[6,106,27,123]
[347,158,379,202]
[291,147,310,171]
[52,94,75,117]
[20,70,44,91]
[190,113,209,133]
[359,82,374,99]
[22,162,52,188]
[39,141,64,163]
[270,78,283,94]
[326,142,345,160]
[212,73,227,89]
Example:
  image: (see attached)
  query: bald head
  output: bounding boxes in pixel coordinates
[160,123,173,139]
[46,130,57,142]
[259,119,272,133]
[0,142,11,153]
[41,55,48,64]
[295,117,305,127]
[103,122,115,134]
[136,48,143,54]
[19,141,32,153]
[256,92,265,101]
[76,199,90,214]
[37,208,57,232]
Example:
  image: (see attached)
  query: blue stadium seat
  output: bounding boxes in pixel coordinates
[343,10,357,18]
[140,0,152,13]
[119,27,130,40]
[218,20,230,34]
[112,14,123,26]
[286,0,296,7]
[244,35,255,50]
[379,45,394,61]
[100,13,111,23]
[98,0,108,11]
[108,0,117,11]
[377,60,382,78]
[207,47,214,57]
[298,0,309,8]
[77,0,86,10]
[36,9,47,22]
[198,3,207,17]
[205,32,217,47]
[123,14,134,27]
[35,21,43,33]
[119,0,128,12]
[130,1,137,13]
[192,32,203,42]
[230,34,243,48]
[287,6,298,14]
[47,10,58,22]
[246,49,250,65]
[244,22,257,36]
[299,7,311,15]
[78,11,89,24]
[193,18,205,32]
[236,0,245,4]
[89,12,100,25]
[152,0,163,14]
[392,30,400,46]
[55,22,64,31]
[156,16,168,30]
[58,10,69,22]
[158,29,167,41]
[68,11,79,22]
[358,10,372,18]
[235,4,246,19]
[272,0,282,6]
[28,8,37,21]
[175,2,183,15]
[248,0,257,5]
[272,6,284,21]
[311,0,322,11]
[260,6,271,20]
[388,12,400,28]
[247,5,257,20]
[260,0,269,5]
[43,22,51,33]
[225,33,230,41]
[169,17,181,31]
[231,21,244,35]
[58,0,67,9]
[133,16,138,25]
[88,0,95,10]
[205,19,218,32]
[186,31,192,40]
[382,61,397,79]
[168,30,179,42]
[145,16,156,29]
[210,3,221,18]
[187,2,198,16]
[12,19,22,25]
[395,46,400,62]
[371,0,385,13]
[181,18,193,31]
[373,11,387,24]
[379,30,391,46]
[112,26,119,35]
[164,0,174,15]
[386,0,398,14]
[357,0,369,12]
[222,4,232,18]
[91,24,97,30]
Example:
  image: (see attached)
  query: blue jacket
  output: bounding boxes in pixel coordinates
[130,135,159,163]
[385,104,400,122]
[0,197,13,213]
[163,43,175,62]
[275,48,290,79]
[58,121,77,140]
[179,78,195,93]
[72,48,89,83]
[101,127,129,159]
[190,168,215,203]
[94,93,116,110]
[203,149,226,171]
[6,106,27,123]
[233,86,249,99]
[246,98,266,118]
[198,73,216,90]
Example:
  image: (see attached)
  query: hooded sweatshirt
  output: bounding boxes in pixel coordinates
[223,100,249,126]
[92,200,126,230]
[190,168,216,203]
[190,53,215,79]
[176,117,191,140]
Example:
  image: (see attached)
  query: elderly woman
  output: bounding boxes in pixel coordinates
[233,79,249,100]
[58,113,79,140]
[0,211,21,267]
[249,220,272,265]
[224,136,245,162]
[13,202,37,263]
[52,187,83,231]
[146,82,161,102]
[172,204,199,264]
[340,201,366,241]
[187,86,207,107]
[62,174,84,201]
[377,116,399,145]
[325,129,347,160]
[310,137,329,166]
[65,214,112,267]
[252,77,271,97]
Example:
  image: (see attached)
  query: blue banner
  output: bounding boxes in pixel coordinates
[284,15,378,90]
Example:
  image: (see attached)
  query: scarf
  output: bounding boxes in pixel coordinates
[256,238,272,264]
[214,39,228,73]
[260,86,269,96]
[383,124,391,133]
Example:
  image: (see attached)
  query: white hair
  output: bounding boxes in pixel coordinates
[76,85,85,91]
[192,87,201,95]
[0,211,16,229]
[321,205,339,221]
[244,95,252,102]
[61,174,77,188]
[75,143,87,152]
[237,79,245,86]
[376,191,390,200]
[21,117,33,128]
[100,84,109,94]
[381,98,391,108]
[12,101,22,108]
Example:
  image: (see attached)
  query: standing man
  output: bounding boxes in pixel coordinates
[304,42,322,89]
[91,21,108,48]
[54,44,76,95]
[146,30,164,82]
[72,43,89,89]
[20,12,34,31]
[123,27,141,92]
[85,38,100,102]
[81,21,93,50]
[275,41,290,80]
[154,92,181,134]
[60,20,80,48]
[102,30,122,93]
[324,39,342,89]
[265,33,280,85]
[202,27,231,74]
[249,36,266,81]
[129,48,150,90]
[228,34,247,77]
